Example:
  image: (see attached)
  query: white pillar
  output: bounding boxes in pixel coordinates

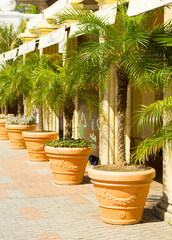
[154,6,172,225]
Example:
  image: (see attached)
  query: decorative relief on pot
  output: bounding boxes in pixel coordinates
[95,190,136,206]
[119,212,126,219]
[50,160,78,171]
[12,136,23,141]
[71,176,76,181]
[26,143,44,151]
[0,127,5,132]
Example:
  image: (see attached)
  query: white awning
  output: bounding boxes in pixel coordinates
[38,26,65,50]
[18,39,36,56]
[4,49,17,61]
[127,0,172,16]
[94,2,117,25]
[27,14,43,30]
[69,3,117,37]
[44,0,68,20]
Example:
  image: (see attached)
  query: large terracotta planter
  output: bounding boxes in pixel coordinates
[0,114,5,119]
[0,114,15,140]
[0,119,8,140]
[45,146,93,185]
[6,125,36,149]
[88,166,155,225]
[22,131,59,161]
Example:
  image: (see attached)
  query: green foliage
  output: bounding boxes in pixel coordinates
[0,20,27,53]
[132,31,172,164]
[6,115,36,125]
[45,137,92,148]
[58,4,172,164]
[0,57,34,108]
[15,3,40,14]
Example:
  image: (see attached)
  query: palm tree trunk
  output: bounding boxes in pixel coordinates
[4,105,8,115]
[38,105,43,131]
[1,105,4,114]
[18,94,23,117]
[116,67,129,166]
[64,97,75,138]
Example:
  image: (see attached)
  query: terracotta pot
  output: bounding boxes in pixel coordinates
[0,114,5,119]
[22,131,59,161]
[0,119,8,140]
[88,166,155,225]
[45,146,93,185]
[6,125,36,149]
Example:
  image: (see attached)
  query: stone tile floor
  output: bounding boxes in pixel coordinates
[0,140,172,240]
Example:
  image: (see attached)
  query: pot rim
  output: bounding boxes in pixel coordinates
[22,131,59,139]
[88,165,155,183]
[45,145,93,151]
[6,124,36,129]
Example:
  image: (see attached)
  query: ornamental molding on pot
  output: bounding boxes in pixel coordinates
[95,190,137,207]
[50,160,78,172]
[6,125,36,149]
[26,143,44,151]
[23,131,59,161]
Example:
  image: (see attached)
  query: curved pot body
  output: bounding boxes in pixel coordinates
[45,146,93,185]
[6,125,36,149]
[88,166,155,225]
[0,114,5,119]
[22,131,59,161]
[0,119,8,140]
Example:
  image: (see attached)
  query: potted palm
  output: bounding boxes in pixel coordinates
[0,57,37,146]
[57,3,171,223]
[22,53,59,161]
[23,53,94,182]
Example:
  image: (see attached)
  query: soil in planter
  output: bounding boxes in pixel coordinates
[94,164,151,172]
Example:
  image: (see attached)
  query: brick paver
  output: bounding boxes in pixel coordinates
[0,140,171,240]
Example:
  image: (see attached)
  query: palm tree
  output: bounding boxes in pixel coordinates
[57,3,171,166]
[25,52,97,134]
[0,20,27,53]
[0,20,27,114]
[131,33,172,164]
[0,57,34,116]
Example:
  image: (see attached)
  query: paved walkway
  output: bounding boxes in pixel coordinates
[0,140,171,240]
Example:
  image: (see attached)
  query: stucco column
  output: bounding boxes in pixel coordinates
[73,98,79,139]
[99,66,116,165]
[154,86,172,224]
[153,6,172,225]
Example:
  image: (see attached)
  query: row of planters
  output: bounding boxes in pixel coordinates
[0,114,92,185]
[0,4,172,225]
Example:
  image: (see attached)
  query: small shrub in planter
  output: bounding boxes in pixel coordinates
[45,137,93,185]
[45,138,92,148]
[6,115,36,125]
